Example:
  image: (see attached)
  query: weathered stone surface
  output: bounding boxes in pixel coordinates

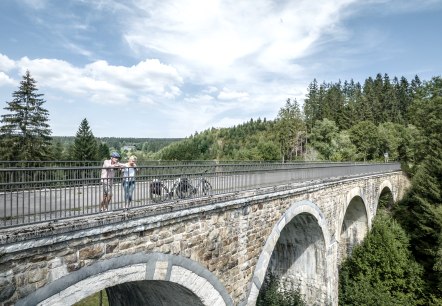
[28,268,46,283]
[79,245,104,260]
[0,270,15,301]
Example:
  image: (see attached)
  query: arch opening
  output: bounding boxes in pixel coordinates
[105,280,205,306]
[17,253,231,306]
[261,212,327,305]
[378,186,394,210]
[339,196,368,263]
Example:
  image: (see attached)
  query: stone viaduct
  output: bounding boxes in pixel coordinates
[0,169,410,305]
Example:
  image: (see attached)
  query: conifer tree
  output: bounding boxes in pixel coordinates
[275,99,306,162]
[359,78,376,123]
[97,142,110,160]
[394,79,442,299]
[73,118,98,161]
[339,211,424,305]
[0,70,52,161]
[304,79,320,131]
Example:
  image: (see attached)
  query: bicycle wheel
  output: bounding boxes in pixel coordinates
[149,181,170,203]
[202,180,213,196]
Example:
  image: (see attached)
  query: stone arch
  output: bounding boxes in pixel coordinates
[376,179,395,211]
[338,187,370,263]
[244,200,331,306]
[16,253,232,306]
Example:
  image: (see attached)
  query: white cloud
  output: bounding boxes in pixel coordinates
[123,0,357,79]
[14,57,183,105]
[217,88,249,101]
[0,72,15,86]
[0,54,16,72]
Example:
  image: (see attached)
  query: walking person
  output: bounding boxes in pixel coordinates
[100,152,122,212]
[122,155,137,210]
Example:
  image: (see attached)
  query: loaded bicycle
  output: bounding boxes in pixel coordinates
[149,170,213,202]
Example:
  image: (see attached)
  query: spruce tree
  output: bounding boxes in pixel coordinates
[304,79,320,131]
[73,118,98,161]
[0,70,52,161]
[97,142,110,160]
[394,80,442,300]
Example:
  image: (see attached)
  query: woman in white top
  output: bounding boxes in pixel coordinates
[122,155,137,210]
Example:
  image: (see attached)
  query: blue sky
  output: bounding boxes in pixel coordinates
[0,0,441,138]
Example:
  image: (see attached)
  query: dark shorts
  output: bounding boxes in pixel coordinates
[102,182,113,196]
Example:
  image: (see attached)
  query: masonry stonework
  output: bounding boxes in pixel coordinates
[0,172,410,306]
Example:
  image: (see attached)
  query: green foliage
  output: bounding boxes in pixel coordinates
[0,70,52,161]
[309,118,339,160]
[73,290,109,306]
[257,274,306,306]
[397,124,421,168]
[49,136,180,161]
[349,121,380,161]
[393,82,442,300]
[73,118,98,161]
[339,211,424,306]
[331,131,357,161]
[156,118,281,161]
[275,99,307,162]
[304,73,422,132]
[377,122,404,161]
[97,142,110,160]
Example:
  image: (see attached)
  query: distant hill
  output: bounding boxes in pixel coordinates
[153,118,281,161]
[52,136,183,153]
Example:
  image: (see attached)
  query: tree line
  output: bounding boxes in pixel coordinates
[152,73,436,167]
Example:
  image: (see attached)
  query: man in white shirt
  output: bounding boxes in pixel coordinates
[100,152,122,211]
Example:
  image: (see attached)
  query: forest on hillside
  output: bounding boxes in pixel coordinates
[154,74,434,166]
[1,71,441,305]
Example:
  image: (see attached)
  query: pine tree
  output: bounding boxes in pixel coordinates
[0,70,52,161]
[73,118,98,161]
[97,142,110,160]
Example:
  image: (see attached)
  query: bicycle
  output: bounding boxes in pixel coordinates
[193,170,213,197]
[170,170,213,199]
[149,179,171,203]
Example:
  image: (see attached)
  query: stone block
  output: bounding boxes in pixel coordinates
[79,245,104,260]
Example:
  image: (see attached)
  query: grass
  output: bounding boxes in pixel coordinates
[73,290,109,306]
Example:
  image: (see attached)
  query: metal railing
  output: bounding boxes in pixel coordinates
[0,162,401,228]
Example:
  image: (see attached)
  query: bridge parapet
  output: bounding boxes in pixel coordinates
[0,162,401,228]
